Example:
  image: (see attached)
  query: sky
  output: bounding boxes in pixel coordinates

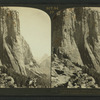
[7,7,51,63]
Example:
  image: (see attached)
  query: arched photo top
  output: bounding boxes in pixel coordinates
[6,6,51,63]
[0,6,51,88]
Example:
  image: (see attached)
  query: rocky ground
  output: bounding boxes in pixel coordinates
[0,66,39,88]
[51,54,100,88]
[0,68,17,88]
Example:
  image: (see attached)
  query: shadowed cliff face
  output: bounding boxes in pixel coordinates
[52,7,100,73]
[0,7,38,76]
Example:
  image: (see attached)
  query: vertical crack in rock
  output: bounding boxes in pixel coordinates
[0,8,3,66]
[74,7,100,72]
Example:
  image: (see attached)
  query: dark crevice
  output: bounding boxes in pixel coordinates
[55,69,64,75]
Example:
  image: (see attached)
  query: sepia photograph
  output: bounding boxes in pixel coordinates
[51,7,100,88]
[0,7,51,88]
[1,4,100,92]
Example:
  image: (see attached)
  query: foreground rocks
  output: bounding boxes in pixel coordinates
[0,66,42,88]
[0,68,16,88]
[51,55,100,88]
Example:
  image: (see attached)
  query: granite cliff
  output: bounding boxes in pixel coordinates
[52,7,100,88]
[0,7,49,88]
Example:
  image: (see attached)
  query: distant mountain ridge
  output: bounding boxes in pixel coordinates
[40,56,51,76]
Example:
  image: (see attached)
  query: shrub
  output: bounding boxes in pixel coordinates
[6,68,28,87]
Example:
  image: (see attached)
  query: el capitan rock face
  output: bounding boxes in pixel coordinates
[52,7,100,73]
[0,7,39,76]
[52,7,100,88]
[52,8,83,66]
